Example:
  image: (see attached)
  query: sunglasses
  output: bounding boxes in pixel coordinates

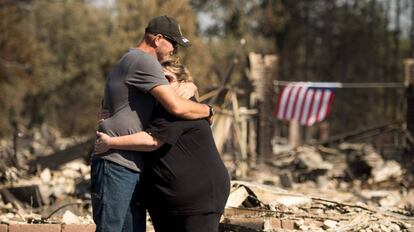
[161,34,178,49]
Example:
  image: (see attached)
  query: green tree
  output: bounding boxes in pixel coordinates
[0,0,42,136]
[0,0,211,137]
[24,1,113,135]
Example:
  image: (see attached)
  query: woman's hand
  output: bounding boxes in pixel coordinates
[95,131,112,154]
[172,82,197,99]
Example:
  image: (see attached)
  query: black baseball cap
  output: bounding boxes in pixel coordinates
[145,15,191,47]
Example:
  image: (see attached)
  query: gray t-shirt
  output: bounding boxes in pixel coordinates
[96,48,169,172]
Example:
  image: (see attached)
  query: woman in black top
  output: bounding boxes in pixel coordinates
[95,59,230,232]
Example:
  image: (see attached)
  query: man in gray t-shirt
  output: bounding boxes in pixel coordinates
[91,16,213,232]
[98,48,168,173]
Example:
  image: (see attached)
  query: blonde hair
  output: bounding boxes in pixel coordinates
[161,59,193,82]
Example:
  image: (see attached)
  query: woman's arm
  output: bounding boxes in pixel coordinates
[150,84,210,119]
[95,131,164,154]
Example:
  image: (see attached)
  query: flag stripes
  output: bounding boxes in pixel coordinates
[275,83,334,126]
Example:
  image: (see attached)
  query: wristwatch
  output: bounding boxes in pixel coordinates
[207,104,215,117]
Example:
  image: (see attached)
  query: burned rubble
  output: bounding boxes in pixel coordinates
[0,126,94,226]
[221,144,414,231]
[0,126,413,231]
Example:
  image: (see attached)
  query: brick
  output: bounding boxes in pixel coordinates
[62,224,96,232]
[9,224,61,232]
[264,218,281,230]
[304,219,323,228]
[281,219,295,230]
[0,224,7,232]
[224,208,263,217]
[225,217,264,230]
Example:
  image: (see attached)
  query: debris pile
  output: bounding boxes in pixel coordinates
[0,159,93,224]
[0,127,413,231]
[221,181,413,231]
[220,144,414,231]
[256,144,412,193]
[0,126,93,225]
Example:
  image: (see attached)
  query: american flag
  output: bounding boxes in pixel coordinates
[275,82,335,126]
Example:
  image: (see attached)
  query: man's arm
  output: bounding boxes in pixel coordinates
[95,131,164,154]
[150,84,210,119]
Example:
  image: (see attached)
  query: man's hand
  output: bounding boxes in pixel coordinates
[171,82,197,99]
[95,131,112,154]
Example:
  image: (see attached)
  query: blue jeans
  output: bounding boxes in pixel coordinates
[91,157,146,232]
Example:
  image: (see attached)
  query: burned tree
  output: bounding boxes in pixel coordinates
[248,53,278,163]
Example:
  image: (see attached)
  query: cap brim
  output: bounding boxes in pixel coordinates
[172,36,191,47]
